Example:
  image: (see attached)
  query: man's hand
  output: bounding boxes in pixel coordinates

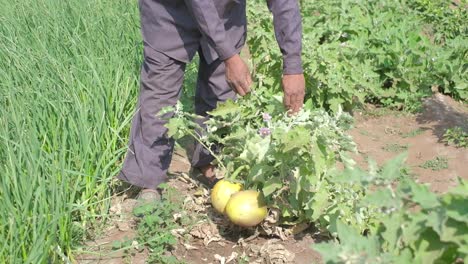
[282,74,305,114]
[224,54,252,96]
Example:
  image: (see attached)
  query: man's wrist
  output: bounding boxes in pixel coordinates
[217,43,238,61]
[224,54,239,64]
[283,54,303,75]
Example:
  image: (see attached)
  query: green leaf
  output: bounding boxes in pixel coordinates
[311,187,330,221]
[401,213,426,245]
[360,188,401,210]
[443,194,468,224]
[335,220,381,260]
[407,180,441,209]
[412,229,447,264]
[207,99,240,117]
[388,248,414,264]
[312,242,341,264]
[426,208,447,237]
[165,118,186,138]
[312,138,328,176]
[262,178,282,197]
[380,152,407,180]
[331,165,371,184]
[239,135,270,163]
[279,126,310,152]
[447,179,468,197]
[439,218,468,248]
[381,213,403,253]
[336,220,361,245]
[249,164,269,182]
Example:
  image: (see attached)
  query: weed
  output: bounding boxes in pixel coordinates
[400,128,426,138]
[382,143,409,153]
[238,255,251,264]
[132,184,188,264]
[442,127,467,148]
[108,184,190,263]
[420,156,449,171]
[359,130,372,136]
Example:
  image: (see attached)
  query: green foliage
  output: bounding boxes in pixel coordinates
[167,87,361,226]
[168,87,466,264]
[382,143,409,153]
[247,0,467,112]
[407,0,468,43]
[443,127,468,148]
[0,0,141,262]
[420,156,449,171]
[133,185,187,264]
[313,178,468,264]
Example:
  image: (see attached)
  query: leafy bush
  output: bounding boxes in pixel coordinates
[314,177,468,263]
[443,126,468,148]
[167,87,467,264]
[247,0,467,112]
[407,0,468,43]
[168,87,392,233]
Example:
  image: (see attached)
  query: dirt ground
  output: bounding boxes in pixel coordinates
[350,93,468,193]
[75,93,467,264]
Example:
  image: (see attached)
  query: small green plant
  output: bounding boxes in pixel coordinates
[359,130,372,136]
[420,156,449,171]
[400,128,426,138]
[238,255,251,264]
[314,178,468,263]
[382,143,409,153]
[132,184,187,264]
[443,127,468,148]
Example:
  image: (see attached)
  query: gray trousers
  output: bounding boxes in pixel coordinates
[117,45,236,189]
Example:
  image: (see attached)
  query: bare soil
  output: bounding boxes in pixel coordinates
[351,93,467,193]
[75,93,467,264]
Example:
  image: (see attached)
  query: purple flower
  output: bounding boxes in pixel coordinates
[258,127,271,137]
[262,112,272,122]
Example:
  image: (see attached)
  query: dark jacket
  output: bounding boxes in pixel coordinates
[139,0,303,74]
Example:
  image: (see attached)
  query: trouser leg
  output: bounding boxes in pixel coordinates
[117,46,186,189]
[191,51,237,168]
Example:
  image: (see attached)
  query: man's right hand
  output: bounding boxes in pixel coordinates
[224,54,252,96]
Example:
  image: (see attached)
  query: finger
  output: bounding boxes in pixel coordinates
[240,80,251,95]
[235,83,246,96]
[228,80,245,96]
[283,93,292,111]
[292,93,301,113]
[288,95,297,115]
[246,73,253,87]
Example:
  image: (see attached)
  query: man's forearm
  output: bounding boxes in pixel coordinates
[267,0,303,75]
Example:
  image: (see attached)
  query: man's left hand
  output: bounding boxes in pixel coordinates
[282,74,305,114]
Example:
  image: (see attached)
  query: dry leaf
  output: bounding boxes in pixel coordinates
[204,235,222,246]
[183,243,199,250]
[245,239,295,264]
[226,252,239,263]
[264,208,280,224]
[260,240,295,264]
[214,254,225,264]
[173,213,183,221]
[117,222,130,232]
[170,228,186,237]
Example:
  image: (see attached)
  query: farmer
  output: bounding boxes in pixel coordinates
[117,0,305,200]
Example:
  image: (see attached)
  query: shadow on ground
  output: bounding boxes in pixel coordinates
[416,93,468,142]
